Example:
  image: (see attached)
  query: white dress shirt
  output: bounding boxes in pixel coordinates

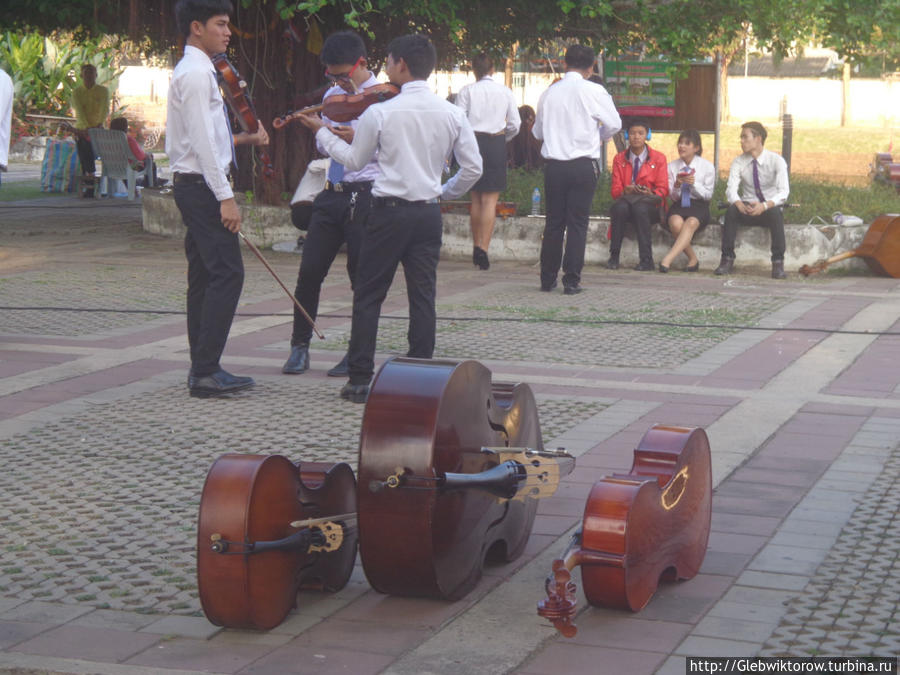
[317,73,380,183]
[455,76,520,140]
[532,71,621,161]
[165,45,234,201]
[667,155,715,202]
[725,148,789,206]
[0,68,12,170]
[316,80,482,201]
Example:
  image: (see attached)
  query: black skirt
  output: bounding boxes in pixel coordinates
[665,199,711,230]
[472,132,507,192]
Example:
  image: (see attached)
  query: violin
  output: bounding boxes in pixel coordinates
[273,83,400,130]
[537,424,712,637]
[196,454,357,630]
[211,54,275,179]
[357,357,575,599]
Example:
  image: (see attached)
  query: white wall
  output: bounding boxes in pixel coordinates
[728,76,898,126]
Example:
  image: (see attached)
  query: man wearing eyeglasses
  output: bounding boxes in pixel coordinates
[282,30,381,378]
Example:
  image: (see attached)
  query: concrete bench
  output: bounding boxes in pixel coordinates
[141,190,870,273]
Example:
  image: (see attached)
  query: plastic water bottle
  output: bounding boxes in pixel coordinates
[531,187,541,216]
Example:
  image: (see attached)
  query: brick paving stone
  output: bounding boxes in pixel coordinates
[758,440,900,657]
[0,619,53,649]
[517,642,665,675]
[126,636,271,673]
[12,623,162,662]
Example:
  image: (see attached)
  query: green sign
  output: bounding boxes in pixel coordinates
[605,61,676,117]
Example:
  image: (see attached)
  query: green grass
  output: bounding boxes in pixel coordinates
[0,182,49,201]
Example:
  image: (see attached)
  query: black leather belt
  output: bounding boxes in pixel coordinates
[372,196,440,207]
[324,180,373,193]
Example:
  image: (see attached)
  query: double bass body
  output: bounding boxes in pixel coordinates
[357,358,548,599]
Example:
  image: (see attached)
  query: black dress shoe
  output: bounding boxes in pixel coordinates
[540,280,557,292]
[189,369,254,398]
[326,353,349,377]
[714,256,735,275]
[473,246,490,270]
[606,257,620,270]
[340,381,369,403]
[685,262,700,272]
[282,344,310,374]
[633,261,654,271]
[658,263,669,273]
[772,261,787,279]
[563,284,583,295]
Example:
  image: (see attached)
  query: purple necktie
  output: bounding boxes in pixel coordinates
[752,158,765,203]
[632,156,640,184]
[681,180,691,208]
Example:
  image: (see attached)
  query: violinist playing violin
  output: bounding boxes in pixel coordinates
[167,0,269,398]
[282,31,380,378]
[296,33,482,403]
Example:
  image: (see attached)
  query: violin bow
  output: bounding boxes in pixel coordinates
[237,232,325,340]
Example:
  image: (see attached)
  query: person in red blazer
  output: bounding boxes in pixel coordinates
[608,118,668,271]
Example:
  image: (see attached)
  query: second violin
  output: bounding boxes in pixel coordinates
[273,83,400,129]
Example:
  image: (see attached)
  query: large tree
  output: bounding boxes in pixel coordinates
[2,0,896,202]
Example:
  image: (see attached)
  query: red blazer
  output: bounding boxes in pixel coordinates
[611,146,669,200]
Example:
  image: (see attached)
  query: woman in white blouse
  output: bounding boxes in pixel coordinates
[659,130,716,272]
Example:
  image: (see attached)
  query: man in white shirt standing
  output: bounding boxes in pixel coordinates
[0,67,12,188]
[298,33,482,402]
[282,30,381,378]
[533,44,621,294]
[455,53,520,270]
[167,0,269,397]
[715,121,790,279]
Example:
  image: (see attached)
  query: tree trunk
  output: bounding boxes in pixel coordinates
[841,62,851,127]
[718,49,731,124]
[230,6,326,205]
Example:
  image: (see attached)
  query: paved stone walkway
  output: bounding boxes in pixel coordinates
[0,164,897,674]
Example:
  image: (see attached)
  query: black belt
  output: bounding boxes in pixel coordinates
[372,196,440,207]
[324,180,373,193]
[173,172,231,186]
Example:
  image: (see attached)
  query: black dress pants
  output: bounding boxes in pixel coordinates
[722,204,786,261]
[540,157,598,289]
[291,188,369,346]
[609,197,660,265]
[347,202,442,385]
[174,182,244,376]
[76,134,96,175]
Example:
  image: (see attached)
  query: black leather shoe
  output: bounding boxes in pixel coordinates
[772,261,787,279]
[189,369,254,398]
[606,257,620,270]
[658,263,669,273]
[473,246,490,270]
[282,344,310,374]
[540,280,557,292]
[633,261,654,271]
[563,284,583,295]
[685,262,700,272]
[714,256,735,275]
[340,382,369,403]
[326,353,349,377]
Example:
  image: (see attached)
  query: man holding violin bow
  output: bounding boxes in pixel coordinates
[282,31,380,379]
[167,0,269,398]
[296,33,482,403]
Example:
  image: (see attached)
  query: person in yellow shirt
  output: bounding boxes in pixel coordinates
[71,64,110,178]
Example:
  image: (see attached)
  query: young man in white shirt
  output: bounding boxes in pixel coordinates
[297,33,482,402]
[455,53,521,270]
[715,121,790,279]
[532,44,621,294]
[167,0,269,397]
[282,30,381,378]
[0,67,11,188]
